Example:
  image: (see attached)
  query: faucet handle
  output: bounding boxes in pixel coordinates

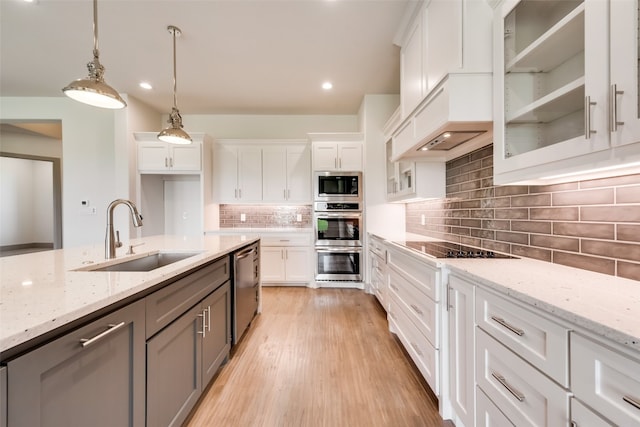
[126,242,145,255]
[115,230,123,248]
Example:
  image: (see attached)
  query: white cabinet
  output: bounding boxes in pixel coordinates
[401,16,424,117]
[262,145,311,203]
[493,0,640,185]
[476,386,514,427]
[309,133,364,171]
[137,140,201,172]
[215,144,262,203]
[446,274,475,427]
[571,398,614,427]
[385,140,445,202]
[571,332,640,426]
[260,233,312,284]
[368,234,388,310]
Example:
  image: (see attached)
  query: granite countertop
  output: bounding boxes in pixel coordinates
[369,232,640,353]
[0,234,259,359]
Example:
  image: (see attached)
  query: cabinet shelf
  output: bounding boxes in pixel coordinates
[506,3,585,73]
[506,77,584,124]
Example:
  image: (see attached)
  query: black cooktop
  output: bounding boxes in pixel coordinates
[402,241,517,259]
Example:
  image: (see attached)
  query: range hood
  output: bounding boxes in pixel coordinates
[388,73,493,162]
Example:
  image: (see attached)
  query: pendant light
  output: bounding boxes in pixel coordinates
[62,0,126,109]
[158,25,192,145]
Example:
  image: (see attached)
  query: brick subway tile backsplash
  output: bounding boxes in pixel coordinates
[219,205,312,228]
[405,144,640,282]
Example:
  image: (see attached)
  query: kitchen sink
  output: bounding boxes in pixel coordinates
[78,251,203,272]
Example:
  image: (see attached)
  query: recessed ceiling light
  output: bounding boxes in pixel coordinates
[322,82,333,90]
[139,82,153,90]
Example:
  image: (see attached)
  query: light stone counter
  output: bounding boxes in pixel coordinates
[0,234,259,360]
[369,232,640,353]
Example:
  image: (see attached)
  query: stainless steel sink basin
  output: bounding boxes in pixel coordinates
[80,252,203,272]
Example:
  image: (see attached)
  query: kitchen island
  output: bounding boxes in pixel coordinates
[0,234,259,427]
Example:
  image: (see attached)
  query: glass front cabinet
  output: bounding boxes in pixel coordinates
[493,0,640,185]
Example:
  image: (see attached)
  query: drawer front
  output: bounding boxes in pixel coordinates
[476,386,515,427]
[476,287,569,386]
[388,268,438,348]
[146,257,230,338]
[571,398,614,427]
[261,233,311,246]
[368,236,387,259]
[388,296,439,395]
[387,245,439,301]
[571,333,640,426]
[476,328,570,427]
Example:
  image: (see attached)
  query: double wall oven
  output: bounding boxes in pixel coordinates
[314,172,363,282]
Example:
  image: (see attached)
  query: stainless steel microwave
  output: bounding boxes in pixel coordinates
[314,171,362,202]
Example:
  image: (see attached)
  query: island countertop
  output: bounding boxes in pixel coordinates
[0,234,259,360]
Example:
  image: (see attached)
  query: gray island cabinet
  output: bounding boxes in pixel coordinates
[4,244,242,427]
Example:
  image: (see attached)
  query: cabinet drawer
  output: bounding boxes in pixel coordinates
[571,398,614,427]
[389,295,439,395]
[388,268,438,348]
[387,244,439,301]
[476,386,514,427]
[368,235,387,259]
[146,257,230,338]
[261,233,311,246]
[476,287,569,386]
[571,333,640,426]
[476,328,570,427]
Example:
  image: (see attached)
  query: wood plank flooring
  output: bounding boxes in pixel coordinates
[185,287,445,427]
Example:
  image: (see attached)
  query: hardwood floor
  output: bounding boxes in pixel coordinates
[185,287,445,427]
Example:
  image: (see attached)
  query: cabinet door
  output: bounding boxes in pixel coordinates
[476,386,515,427]
[313,142,338,170]
[147,303,203,427]
[138,142,169,171]
[284,247,311,282]
[610,0,640,147]
[201,282,231,386]
[401,16,424,117]
[215,144,239,202]
[261,247,286,282]
[448,275,475,427]
[337,142,363,171]
[571,398,614,427]
[262,147,287,202]
[170,144,201,171]
[286,146,311,202]
[8,300,145,427]
[237,147,262,201]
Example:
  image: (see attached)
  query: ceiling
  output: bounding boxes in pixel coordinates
[0,0,413,115]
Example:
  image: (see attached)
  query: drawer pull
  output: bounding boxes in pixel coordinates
[410,304,423,315]
[410,342,423,356]
[623,395,640,411]
[491,315,524,336]
[492,371,525,402]
[390,284,399,291]
[80,322,126,348]
[197,310,207,337]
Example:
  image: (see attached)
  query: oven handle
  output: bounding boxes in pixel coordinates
[316,247,363,253]
[314,213,362,219]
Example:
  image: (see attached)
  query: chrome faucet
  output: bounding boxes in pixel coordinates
[105,199,144,259]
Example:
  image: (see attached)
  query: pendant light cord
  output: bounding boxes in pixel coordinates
[171,26,178,110]
[92,0,99,60]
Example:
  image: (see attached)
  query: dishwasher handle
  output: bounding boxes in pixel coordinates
[235,246,256,260]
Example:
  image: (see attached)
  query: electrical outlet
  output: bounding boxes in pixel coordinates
[240,213,246,222]
[421,214,425,225]
[296,214,302,222]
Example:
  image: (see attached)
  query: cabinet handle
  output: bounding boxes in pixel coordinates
[80,322,126,348]
[234,189,238,199]
[285,249,288,260]
[206,306,211,332]
[287,189,290,199]
[238,189,242,199]
[410,342,423,356]
[339,158,342,169]
[334,157,337,169]
[492,371,525,402]
[446,282,451,312]
[610,84,625,132]
[198,310,207,338]
[623,395,640,411]
[571,422,578,427]
[584,96,597,138]
[410,304,423,315]
[281,249,284,260]
[490,315,524,336]
[284,189,287,199]
[169,157,173,168]
[165,157,169,168]
[389,284,398,292]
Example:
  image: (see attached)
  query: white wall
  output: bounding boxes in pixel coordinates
[359,94,406,237]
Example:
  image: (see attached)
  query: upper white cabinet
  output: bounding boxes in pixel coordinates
[493,0,640,184]
[309,133,364,171]
[215,144,262,203]
[390,0,494,161]
[262,145,311,203]
[137,138,201,173]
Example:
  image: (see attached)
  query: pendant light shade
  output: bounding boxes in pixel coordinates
[62,0,126,109]
[158,25,192,145]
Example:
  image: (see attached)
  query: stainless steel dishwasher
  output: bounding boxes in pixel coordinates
[232,243,259,345]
